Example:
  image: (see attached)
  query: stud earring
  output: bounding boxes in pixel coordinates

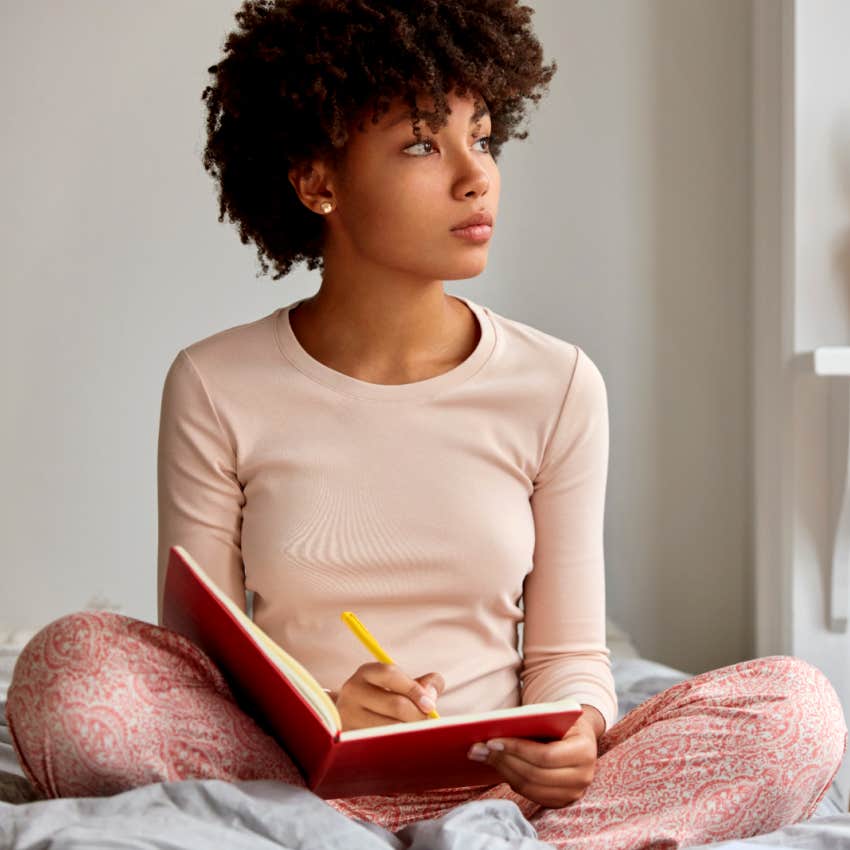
[320,201,333,214]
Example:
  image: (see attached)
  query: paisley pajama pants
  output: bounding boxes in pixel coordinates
[6,611,848,850]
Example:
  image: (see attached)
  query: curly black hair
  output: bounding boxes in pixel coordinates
[201,0,558,280]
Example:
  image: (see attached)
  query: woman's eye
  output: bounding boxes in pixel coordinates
[403,139,434,155]
[403,136,491,156]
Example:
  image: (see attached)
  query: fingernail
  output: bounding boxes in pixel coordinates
[486,740,505,751]
[467,743,489,761]
[425,685,438,702]
[418,694,436,712]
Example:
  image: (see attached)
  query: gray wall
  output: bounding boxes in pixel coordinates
[1,1,753,677]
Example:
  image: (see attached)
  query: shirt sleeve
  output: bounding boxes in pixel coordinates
[156,348,247,625]
[520,345,618,734]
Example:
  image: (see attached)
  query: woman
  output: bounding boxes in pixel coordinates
[7,2,847,848]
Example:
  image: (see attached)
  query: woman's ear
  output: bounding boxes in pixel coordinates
[287,160,333,213]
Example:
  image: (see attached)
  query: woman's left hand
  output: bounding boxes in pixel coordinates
[467,713,599,808]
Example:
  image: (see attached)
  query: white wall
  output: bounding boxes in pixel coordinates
[792,1,850,678]
[1,1,754,677]
[751,0,850,806]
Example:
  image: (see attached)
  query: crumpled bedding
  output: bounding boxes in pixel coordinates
[2,773,850,850]
[1,639,847,849]
[686,814,850,850]
[0,778,555,850]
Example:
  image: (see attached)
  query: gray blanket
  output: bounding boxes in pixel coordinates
[0,778,553,850]
[3,777,850,850]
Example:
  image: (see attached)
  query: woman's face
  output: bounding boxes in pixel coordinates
[317,89,500,284]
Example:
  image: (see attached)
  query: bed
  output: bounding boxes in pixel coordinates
[1,616,847,849]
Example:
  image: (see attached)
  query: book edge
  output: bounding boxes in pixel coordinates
[337,699,583,741]
[169,545,342,732]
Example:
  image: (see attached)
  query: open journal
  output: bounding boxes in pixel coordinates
[161,544,583,798]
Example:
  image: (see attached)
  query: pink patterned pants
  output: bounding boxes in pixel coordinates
[7,611,848,850]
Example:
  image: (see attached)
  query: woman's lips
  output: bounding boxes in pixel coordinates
[450,224,493,243]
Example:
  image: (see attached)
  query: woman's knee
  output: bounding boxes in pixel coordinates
[6,610,232,797]
[9,611,120,703]
[8,610,305,796]
[751,656,847,770]
[754,656,848,819]
[8,609,231,730]
[7,611,133,796]
[761,655,845,720]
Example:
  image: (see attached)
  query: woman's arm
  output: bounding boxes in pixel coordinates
[469,348,613,808]
[520,346,617,736]
[157,348,248,624]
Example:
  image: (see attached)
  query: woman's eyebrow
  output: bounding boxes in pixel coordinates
[387,106,491,129]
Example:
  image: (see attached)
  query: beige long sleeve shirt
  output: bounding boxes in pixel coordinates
[156,295,617,732]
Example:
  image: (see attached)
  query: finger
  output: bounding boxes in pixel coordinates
[340,679,422,727]
[483,737,579,770]
[415,672,446,700]
[478,750,585,807]
[361,663,438,716]
[493,766,582,809]
[336,688,403,730]
[478,749,553,801]
[470,736,591,788]
[485,747,576,789]
[357,670,434,723]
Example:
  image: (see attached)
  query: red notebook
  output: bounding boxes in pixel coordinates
[161,545,582,798]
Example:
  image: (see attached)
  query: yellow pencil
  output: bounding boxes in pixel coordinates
[340,611,440,719]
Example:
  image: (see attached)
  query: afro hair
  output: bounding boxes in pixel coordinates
[201,0,558,280]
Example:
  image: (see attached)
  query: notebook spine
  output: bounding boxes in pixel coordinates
[308,735,339,794]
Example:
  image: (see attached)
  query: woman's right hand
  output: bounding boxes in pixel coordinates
[336,662,446,731]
